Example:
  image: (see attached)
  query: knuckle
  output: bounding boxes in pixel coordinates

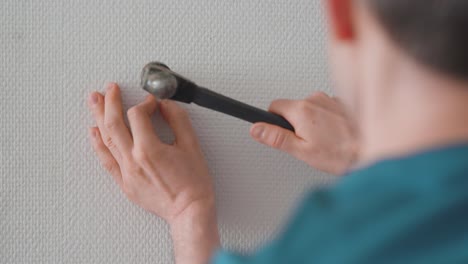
[297,100,312,113]
[104,136,116,149]
[127,106,142,119]
[270,99,281,107]
[271,131,288,150]
[311,91,328,99]
[102,159,118,174]
[269,99,284,111]
[127,150,152,174]
[125,159,145,175]
[132,148,151,165]
[298,101,319,117]
[104,120,120,131]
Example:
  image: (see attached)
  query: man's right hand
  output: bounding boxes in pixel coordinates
[250,92,359,175]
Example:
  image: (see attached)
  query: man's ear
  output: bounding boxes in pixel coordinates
[325,0,354,40]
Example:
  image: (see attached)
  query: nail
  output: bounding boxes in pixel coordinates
[251,125,264,139]
[89,128,97,140]
[147,94,156,101]
[158,100,166,112]
[89,93,98,105]
[107,82,117,91]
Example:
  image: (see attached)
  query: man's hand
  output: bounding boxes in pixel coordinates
[87,83,219,264]
[250,92,359,175]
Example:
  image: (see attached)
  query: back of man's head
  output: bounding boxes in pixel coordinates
[367,0,468,80]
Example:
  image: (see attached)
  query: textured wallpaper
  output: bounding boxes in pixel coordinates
[0,1,334,263]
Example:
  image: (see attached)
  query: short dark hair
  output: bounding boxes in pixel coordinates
[367,0,468,80]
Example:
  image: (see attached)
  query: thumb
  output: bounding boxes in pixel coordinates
[250,122,302,154]
[159,100,197,147]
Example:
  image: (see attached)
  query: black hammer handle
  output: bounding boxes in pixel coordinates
[192,86,295,132]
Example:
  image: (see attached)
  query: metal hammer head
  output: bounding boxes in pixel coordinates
[140,62,178,99]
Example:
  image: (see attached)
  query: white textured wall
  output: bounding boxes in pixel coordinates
[0,1,334,263]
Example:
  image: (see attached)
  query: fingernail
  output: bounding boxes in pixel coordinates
[158,100,166,112]
[89,93,98,105]
[148,94,158,102]
[251,125,264,139]
[107,82,117,91]
[89,128,97,140]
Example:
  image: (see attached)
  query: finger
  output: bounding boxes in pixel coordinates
[88,91,124,161]
[127,95,163,148]
[268,99,303,124]
[331,96,350,116]
[306,92,346,116]
[103,83,133,154]
[89,127,123,187]
[250,122,303,155]
[159,100,198,148]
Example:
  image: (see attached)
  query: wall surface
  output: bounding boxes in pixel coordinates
[0,1,334,263]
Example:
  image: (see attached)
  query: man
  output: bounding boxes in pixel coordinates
[87,0,468,263]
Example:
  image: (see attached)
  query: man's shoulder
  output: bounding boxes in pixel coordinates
[213,143,468,264]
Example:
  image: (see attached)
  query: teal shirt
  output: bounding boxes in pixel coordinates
[213,144,468,264]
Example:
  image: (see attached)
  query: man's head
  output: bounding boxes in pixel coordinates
[326,0,468,113]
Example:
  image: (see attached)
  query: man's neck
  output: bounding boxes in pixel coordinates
[358,56,468,165]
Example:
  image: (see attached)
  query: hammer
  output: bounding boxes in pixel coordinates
[140,62,294,131]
